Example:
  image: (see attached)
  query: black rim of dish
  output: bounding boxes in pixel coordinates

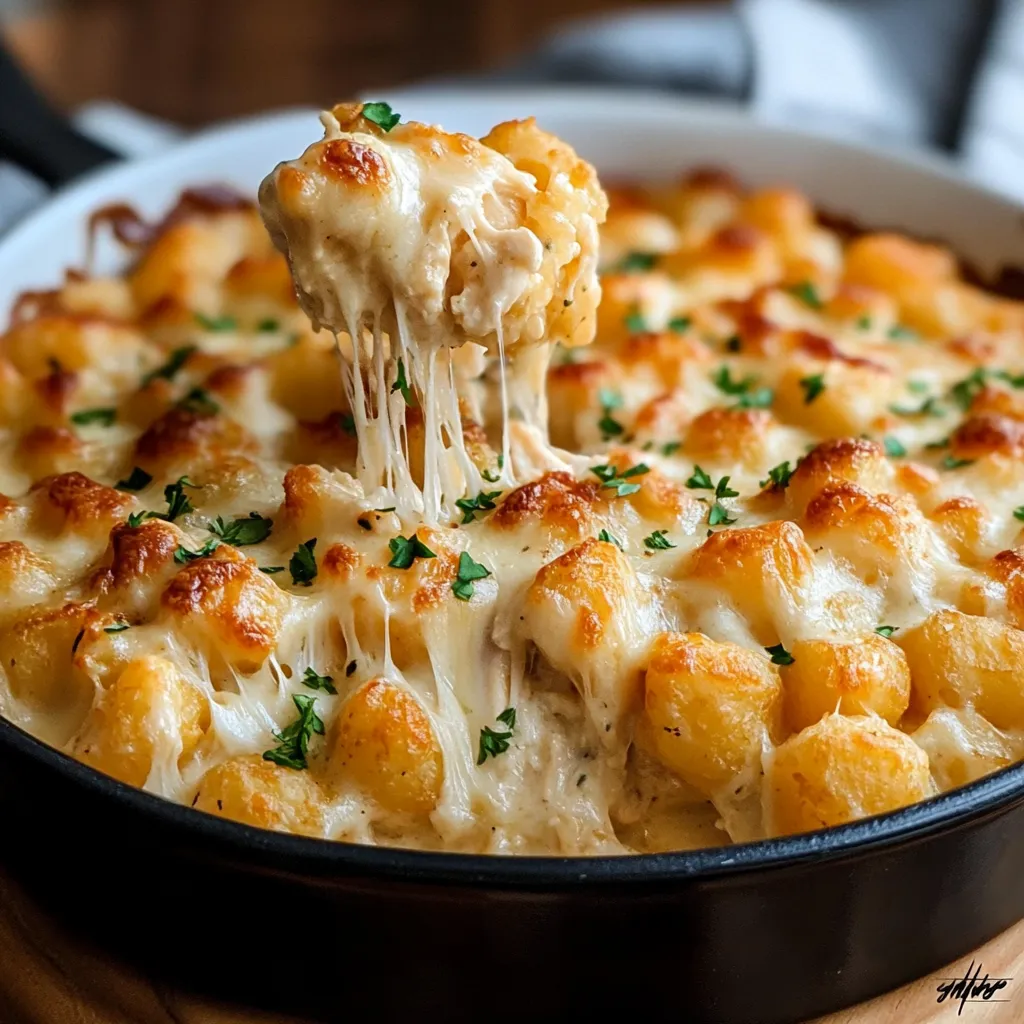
[4,713,1024,888]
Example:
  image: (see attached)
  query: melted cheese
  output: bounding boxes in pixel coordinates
[3,121,1024,855]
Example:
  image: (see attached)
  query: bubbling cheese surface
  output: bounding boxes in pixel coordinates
[4,127,1024,856]
[258,104,607,521]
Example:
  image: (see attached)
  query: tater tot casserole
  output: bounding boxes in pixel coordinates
[3,102,1024,857]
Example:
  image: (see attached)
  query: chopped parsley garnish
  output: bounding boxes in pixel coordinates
[455,490,502,525]
[116,466,152,492]
[159,476,200,521]
[1014,506,1024,522]
[259,566,285,574]
[142,345,196,386]
[208,512,273,546]
[887,323,916,340]
[127,512,146,528]
[482,454,505,484]
[668,316,691,333]
[597,387,625,439]
[712,365,757,396]
[661,440,682,456]
[178,387,220,416]
[339,412,356,435]
[289,538,318,586]
[708,502,736,527]
[907,379,930,394]
[71,407,116,427]
[685,465,714,490]
[875,625,899,638]
[790,281,824,310]
[618,252,658,273]
[262,693,324,770]
[361,101,401,132]
[301,667,337,694]
[883,436,908,458]
[996,369,1024,388]
[940,455,974,470]
[765,643,795,666]
[104,621,130,634]
[391,358,415,407]
[257,318,280,332]
[890,395,945,418]
[388,533,436,569]
[173,538,219,563]
[346,660,357,677]
[799,374,826,404]
[452,551,491,601]
[589,462,650,497]
[736,386,774,409]
[477,708,516,765]
[644,530,676,551]
[624,309,647,333]
[760,461,794,490]
[949,368,988,411]
[855,315,872,330]
[925,436,950,450]
[195,312,237,332]
[597,528,623,550]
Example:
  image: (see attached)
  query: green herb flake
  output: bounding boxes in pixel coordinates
[712,365,757,397]
[949,368,989,412]
[195,312,237,332]
[476,708,516,765]
[618,252,658,273]
[1014,506,1024,522]
[661,440,682,456]
[940,455,974,470]
[259,566,285,575]
[765,643,795,666]
[799,374,826,404]
[301,667,337,695]
[597,528,623,550]
[158,476,200,522]
[708,502,736,527]
[643,530,676,551]
[173,538,220,564]
[116,466,153,492]
[760,461,794,490]
[208,512,273,546]
[883,436,908,458]
[597,387,625,440]
[391,358,415,407]
[141,345,196,386]
[855,315,872,330]
[889,396,945,419]
[888,324,917,340]
[178,387,220,416]
[589,461,650,497]
[289,538,318,586]
[71,407,116,427]
[875,625,899,638]
[624,309,647,334]
[685,466,714,490]
[790,281,824,310]
[127,512,146,528]
[361,101,401,132]
[668,316,691,333]
[257,318,280,332]
[104,621,130,634]
[737,387,774,410]
[262,693,325,770]
[388,533,437,570]
[452,551,491,601]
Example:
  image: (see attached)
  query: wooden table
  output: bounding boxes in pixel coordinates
[0,863,1020,1024]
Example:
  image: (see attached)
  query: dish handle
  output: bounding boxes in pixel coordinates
[0,40,117,187]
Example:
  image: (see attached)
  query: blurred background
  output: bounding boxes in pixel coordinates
[0,0,1021,206]
[0,0,688,124]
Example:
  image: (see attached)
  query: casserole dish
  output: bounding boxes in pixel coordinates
[2,86,1024,1023]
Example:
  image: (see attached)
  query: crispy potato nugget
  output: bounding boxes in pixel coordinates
[781,635,911,732]
[766,714,931,836]
[644,632,781,797]
[326,679,442,815]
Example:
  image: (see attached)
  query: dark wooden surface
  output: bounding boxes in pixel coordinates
[3,0,688,125]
